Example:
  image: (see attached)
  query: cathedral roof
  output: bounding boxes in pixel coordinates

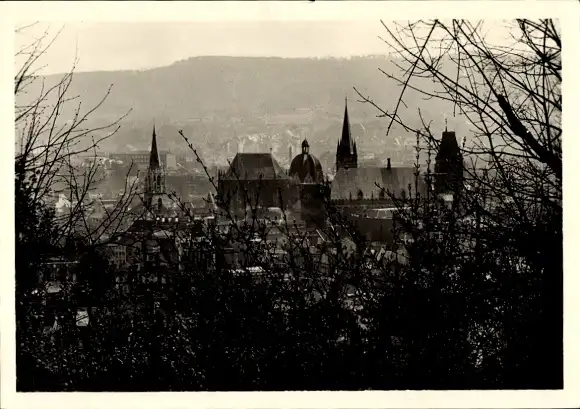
[289,140,324,184]
[330,167,426,200]
[221,153,287,180]
[290,153,323,184]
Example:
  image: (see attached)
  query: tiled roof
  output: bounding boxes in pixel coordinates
[330,167,425,200]
[222,153,287,180]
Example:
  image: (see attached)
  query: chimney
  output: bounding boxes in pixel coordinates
[387,158,391,170]
[289,145,293,164]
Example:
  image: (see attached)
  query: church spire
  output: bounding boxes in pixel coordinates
[336,96,358,172]
[144,123,166,214]
[149,124,160,170]
[341,97,353,150]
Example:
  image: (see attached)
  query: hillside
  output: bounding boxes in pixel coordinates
[19,56,468,168]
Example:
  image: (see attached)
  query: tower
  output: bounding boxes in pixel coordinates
[144,125,166,213]
[434,129,464,196]
[336,97,358,172]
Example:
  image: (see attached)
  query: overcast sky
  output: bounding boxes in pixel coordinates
[14,18,524,76]
[16,21,395,75]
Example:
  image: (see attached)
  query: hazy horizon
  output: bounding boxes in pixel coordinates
[15,21,390,75]
[15,20,514,76]
[30,54,395,77]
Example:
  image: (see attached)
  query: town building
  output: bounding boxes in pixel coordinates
[110,150,176,172]
[103,126,191,313]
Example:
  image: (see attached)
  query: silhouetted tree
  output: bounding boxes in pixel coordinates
[15,23,140,390]
[357,18,562,388]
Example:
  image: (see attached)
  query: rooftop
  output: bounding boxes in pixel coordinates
[221,153,288,180]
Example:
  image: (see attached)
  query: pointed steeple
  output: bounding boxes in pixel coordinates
[341,97,353,151]
[144,123,166,213]
[336,96,358,172]
[149,124,160,170]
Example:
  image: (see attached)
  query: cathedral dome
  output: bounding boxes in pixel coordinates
[289,139,324,184]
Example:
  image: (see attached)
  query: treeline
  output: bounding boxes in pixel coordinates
[15,168,562,391]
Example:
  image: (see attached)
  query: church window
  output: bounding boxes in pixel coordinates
[357,189,364,200]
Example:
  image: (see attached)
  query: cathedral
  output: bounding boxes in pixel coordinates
[329,97,464,243]
[331,97,425,206]
[331,98,463,205]
[216,95,464,233]
[217,137,329,227]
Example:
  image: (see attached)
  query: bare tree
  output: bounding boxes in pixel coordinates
[14,23,143,390]
[15,23,140,249]
[356,19,562,387]
[357,19,560,210]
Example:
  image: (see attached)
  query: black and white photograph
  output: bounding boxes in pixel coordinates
[2,0,579,407]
